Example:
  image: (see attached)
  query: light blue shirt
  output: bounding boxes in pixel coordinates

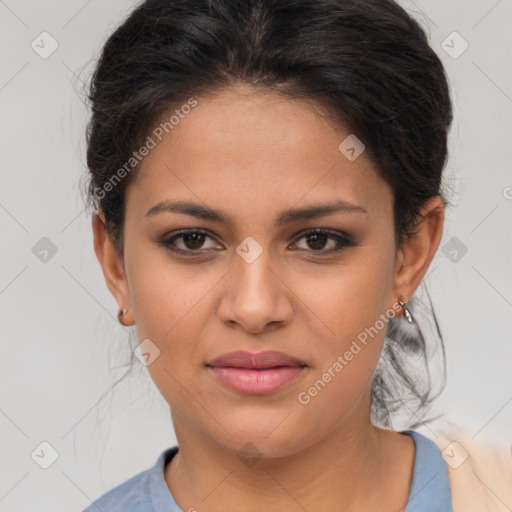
[82,430,453,511]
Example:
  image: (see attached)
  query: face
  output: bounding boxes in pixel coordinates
[94,84,441,459]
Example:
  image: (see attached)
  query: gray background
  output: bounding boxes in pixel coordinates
[1,1,511,510]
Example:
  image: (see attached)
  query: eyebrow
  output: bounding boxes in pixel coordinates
[145,199,367,226]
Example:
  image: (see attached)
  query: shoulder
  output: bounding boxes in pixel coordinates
[81,469,148,512]
[426,427,512,512]
[81,447,179,512]
[80,447,177,512]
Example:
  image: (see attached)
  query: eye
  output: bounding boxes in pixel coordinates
[160,229,220,254]
[160,228,357,257]
[292,228,356,254]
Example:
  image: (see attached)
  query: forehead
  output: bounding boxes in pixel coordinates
[125,86,391,225]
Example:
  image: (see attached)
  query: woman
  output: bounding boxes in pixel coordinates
[83,0,512,510]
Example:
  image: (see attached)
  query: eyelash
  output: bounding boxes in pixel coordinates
[159,228,357,257]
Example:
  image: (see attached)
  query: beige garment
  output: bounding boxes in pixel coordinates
[426,429,512,512]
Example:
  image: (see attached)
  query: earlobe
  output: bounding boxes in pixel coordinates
[392,196,445,303]
[91,209,131,316]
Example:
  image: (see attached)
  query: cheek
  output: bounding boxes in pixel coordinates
[292,248,395,347]
[123,244,216,401]
[289,250,395,413]
[125,237,214,339]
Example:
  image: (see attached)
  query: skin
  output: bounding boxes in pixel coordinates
[92,83,444,512]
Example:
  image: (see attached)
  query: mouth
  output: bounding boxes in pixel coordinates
[205,350,309,395]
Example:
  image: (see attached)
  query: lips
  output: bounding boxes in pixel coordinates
[206,350,308,395]
[206,350,308,369]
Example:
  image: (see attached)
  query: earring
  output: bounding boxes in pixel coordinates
[392,295,426,352]
[398,297,415,324]
[118,307,129,325]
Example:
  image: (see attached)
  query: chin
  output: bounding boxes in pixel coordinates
[212,423,310,462]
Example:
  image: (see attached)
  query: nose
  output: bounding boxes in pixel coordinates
[217,243,294,335]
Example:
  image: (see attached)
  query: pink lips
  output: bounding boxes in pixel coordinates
[206,350,308,395]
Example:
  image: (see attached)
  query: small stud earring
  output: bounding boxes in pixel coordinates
[118,307,129,325]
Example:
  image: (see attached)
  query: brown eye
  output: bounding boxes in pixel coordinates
[161,229,219,254]
[181,232,206,250]
[304,232,330,250]
[292,229,356,255]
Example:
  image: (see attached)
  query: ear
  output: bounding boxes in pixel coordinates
[391,196,445,306]
[92,209,131,319]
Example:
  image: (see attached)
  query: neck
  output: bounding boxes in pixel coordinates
[164,391,414,512]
